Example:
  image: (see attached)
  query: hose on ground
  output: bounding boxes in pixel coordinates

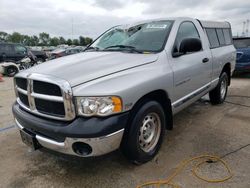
[136,155,233,188]
[137,95,250,187]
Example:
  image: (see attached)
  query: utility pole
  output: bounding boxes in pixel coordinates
[242,21,246,37]
[246,19,249,37]
[71,18,74,41]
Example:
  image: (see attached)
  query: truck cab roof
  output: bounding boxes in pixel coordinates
[124,17,231,29]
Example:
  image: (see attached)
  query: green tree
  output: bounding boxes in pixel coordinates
[50,37,60,46]
[30,35,39,46]
[85,37,93,45]
[79,36,86,46]
[0,31,93,47]
[22,35,32,46]
[72,39,79,46]
[8,32,23,43]
[59,36,66,45]
[66,39,72,46]
[0,31,9,42]
[39,32,50,46]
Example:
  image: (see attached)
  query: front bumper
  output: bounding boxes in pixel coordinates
[13,102,129,157]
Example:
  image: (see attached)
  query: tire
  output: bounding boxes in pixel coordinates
[36,58,44,64]
[6,66,18,77]
[121,100,166,164]
[209,72,229,105]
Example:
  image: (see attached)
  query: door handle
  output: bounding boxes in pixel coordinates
[202,58,209,63]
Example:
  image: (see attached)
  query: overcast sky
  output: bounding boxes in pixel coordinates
[0,0,250,39]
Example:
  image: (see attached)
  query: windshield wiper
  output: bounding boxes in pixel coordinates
[104,45,143,53]
[84,46,100,51]
[105,45,135,49]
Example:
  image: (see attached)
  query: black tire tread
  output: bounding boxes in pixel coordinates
[209,72,228,105]
[6,66,18,77]
[121,100,166,164]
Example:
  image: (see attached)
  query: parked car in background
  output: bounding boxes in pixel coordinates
[0,56,35,76]
[29,49,48,63]
[49,47,82,60]
[0,43,46,63]
[233,37,250,73]
[49,48,67,59]
[74,46,86,51]
[0,43,30,62]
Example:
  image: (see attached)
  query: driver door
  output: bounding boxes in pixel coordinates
[169,21,212,102]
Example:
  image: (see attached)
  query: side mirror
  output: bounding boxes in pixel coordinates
[173,38,202,57]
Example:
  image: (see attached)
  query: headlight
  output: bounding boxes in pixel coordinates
[76,96,122,117]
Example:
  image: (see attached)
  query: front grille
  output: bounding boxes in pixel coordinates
[18,91,29,107]
[16,78,27,90]
[33,80,62,96]
[35,98,65,116]
[15,74,75,121]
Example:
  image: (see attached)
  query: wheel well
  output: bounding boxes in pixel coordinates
[221,63,231,85]
[132,90,173,130]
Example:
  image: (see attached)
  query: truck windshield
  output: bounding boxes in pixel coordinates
[87,20,173,53]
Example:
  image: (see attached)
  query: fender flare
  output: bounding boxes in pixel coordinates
[2,62,19,68]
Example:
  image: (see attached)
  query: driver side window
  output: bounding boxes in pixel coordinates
[174,22,200,52]
[14,45,27,54]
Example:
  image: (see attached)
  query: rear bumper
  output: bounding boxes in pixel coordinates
[13,102,129,157]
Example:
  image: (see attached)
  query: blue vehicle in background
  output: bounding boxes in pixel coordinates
[233,37,250,73]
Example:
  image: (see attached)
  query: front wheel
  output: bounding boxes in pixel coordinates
[6,66,18,77]
[121,100,165,164]
[209,72,229,105]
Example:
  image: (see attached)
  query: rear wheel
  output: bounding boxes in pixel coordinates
[209,72,228,104]
[121,100,165,164]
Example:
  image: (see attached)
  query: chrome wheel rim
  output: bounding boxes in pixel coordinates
[220,78,227,99]
[139,112,161,152]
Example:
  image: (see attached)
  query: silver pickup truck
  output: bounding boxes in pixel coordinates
[13,17,236,164]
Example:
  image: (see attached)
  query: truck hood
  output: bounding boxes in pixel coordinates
[25,52,159,87]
